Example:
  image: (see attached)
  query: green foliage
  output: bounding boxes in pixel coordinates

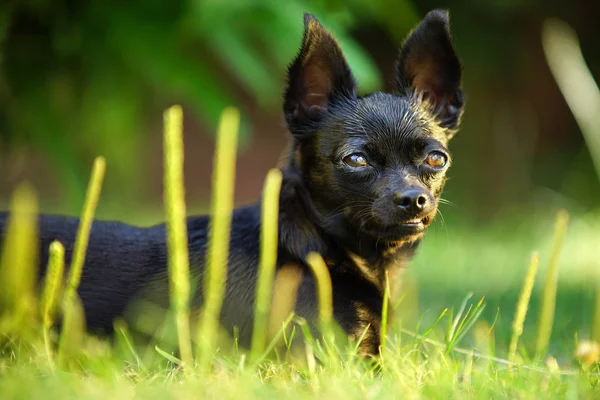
[0,0,398,206]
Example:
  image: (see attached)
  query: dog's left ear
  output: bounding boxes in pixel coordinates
[395,10,464,134]
[284,13,356,137]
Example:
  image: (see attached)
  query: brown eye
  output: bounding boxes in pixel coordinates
[425,151,447,168]
[343,153,368,168]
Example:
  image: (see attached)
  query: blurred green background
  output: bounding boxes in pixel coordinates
[1,0,599,220]
[1,0,599,355]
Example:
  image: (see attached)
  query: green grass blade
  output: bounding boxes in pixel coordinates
[155,345,183,366]
[58,156,104,369]
[252,312,295,366]
[41,240,65,370]
[448,297,486,353]
[419,309,449,343]
[41,241,65,330]
[446,292,473,345]
[536,210,569,359]
[592,284,600,343]
[250,168,283,362]
[0,183,39,336]
[352,324,372,355]
[57,294,85,369]
[163,105,193,369]
[305,253,334,333]
[114,320,145,371]
[380,270,391,356]
[509,251,540,362]
[305,252,336,359]
[63,157,106,304]
[197,107,240,372]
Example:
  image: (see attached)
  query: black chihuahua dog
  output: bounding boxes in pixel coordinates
[0,10,463,356]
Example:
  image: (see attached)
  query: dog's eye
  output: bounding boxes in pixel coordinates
[425,151,447,168]
[343,153,368,168]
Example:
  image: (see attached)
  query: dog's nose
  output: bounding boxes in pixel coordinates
[393,189,430,212]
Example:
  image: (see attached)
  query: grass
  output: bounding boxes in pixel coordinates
[41,240,65,370]
[197,106,240,371]
[536,210,569,359]
[163,105,193,368]
[508,251,539,362]
[250,168,283,362]
[0,106,599,399]
[2,18,600,398]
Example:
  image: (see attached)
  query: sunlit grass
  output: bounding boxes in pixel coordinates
[59,156,106,367]
[1,95,600,397]
[64,157,106,304]
[0,184,39,338]
[41,240,65,370]
[509,251,539,362]
[163,105,193,368]
[250,168,283,362]
[536,210,569,359]
[197,107,240,371]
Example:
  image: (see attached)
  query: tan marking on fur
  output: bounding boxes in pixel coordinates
[347,251,381,289]
[385,233,424,255]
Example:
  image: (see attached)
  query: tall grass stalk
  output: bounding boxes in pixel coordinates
[592,285,600,342]
[305,252,335,349]
[63,157,105,304]
[197,107,240,371]
[41,241,65,369]
[0,184,39,334]
[542,20,600,181]
[59,157,105,368]
[536,210,569,358]
[57,293,85,368]
[509,251,539,362]
[162,105,193,368]
[380,270,391,356]
[250,168,283,362]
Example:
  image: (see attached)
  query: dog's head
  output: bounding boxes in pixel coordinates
[284,10,463,244]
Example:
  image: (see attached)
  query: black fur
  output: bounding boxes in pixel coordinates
[0,10,464,356]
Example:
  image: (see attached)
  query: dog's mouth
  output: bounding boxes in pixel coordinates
[400,214,432,228]
[360,213,435,241]
[389,214,431,235]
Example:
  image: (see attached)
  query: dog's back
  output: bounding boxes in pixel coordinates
[0,211,171,332]
[0,205,265,341]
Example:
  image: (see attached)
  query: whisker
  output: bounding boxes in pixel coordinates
[435,208,450,240]
[437,197,455,207]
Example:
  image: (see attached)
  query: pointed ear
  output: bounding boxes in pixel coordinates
[395,10,464,133]
[284,13,356,136]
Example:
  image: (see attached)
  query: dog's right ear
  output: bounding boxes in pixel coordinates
[284,14,356,137]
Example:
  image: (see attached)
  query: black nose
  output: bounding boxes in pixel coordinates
[393,189,430,212]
